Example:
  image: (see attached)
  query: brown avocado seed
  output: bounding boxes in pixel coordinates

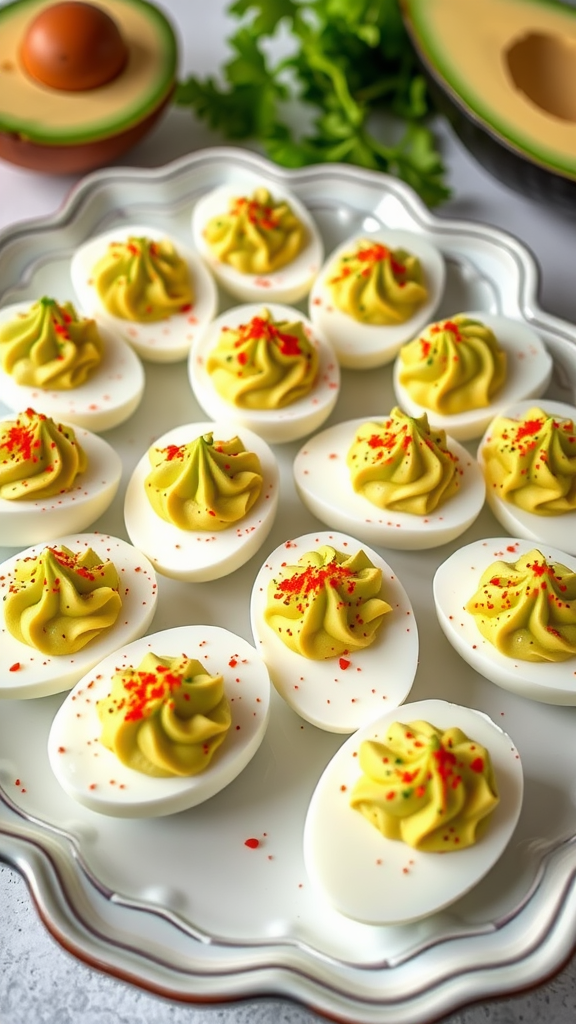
[21,1,128,91]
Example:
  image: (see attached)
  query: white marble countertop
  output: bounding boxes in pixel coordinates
[2,2,576,1022]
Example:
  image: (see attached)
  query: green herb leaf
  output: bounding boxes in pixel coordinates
[175,0,450,206]
[229,0,299,36]
[387,123,452,207]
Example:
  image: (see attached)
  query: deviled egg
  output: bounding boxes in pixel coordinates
[124,421,279,582]
[0,297,144,432]
[191,183,324,304]
[250,530,418,733]
[393,312,553,441]
[0,533,157,699]
[0,408,122,547]
[478,399,576,555]
[308,229,445,369]
[70,224,218,363]
[434,537,576,704]
[294,411,486,550]
[48,624,271,818]
[188,303,340,444]
[303,698,523,924]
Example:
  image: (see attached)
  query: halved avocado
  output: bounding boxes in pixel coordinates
[0,0,177,173]
[401,0,576,208]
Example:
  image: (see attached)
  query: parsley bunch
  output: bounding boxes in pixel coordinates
[175,0,450,207]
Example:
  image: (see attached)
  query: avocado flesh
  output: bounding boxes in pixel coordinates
[402,0,576,180]
[0,0,177,146]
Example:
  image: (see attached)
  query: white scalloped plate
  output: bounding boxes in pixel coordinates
[1,148,576,1024]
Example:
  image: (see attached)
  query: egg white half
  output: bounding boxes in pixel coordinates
[393,312,553,441]
[478,399,576,556]
[70,224,218,363]
[0,301,145,433]
[191,183,324,304]
[294,416,486,550]
[188,303,340,444]
[48,624,271,818]
[433,536,576,704]
[0,420,122,548]
[250,530,419,733]
[303,698,523,924]
[0,533,158,699]
[308,229,446,369]
[124,421,279,582]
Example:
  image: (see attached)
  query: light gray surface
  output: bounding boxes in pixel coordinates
[2,1,576,1021]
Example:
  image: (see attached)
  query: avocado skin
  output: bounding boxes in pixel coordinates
[0,89,173,174]
[400,0,576,212]
[419,62,576,212]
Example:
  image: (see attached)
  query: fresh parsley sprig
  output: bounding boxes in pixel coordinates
[175,0,450,207]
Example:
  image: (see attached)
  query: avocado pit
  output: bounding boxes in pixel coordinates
[21,1,128,91]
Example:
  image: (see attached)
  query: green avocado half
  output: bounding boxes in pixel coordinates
[401,0,576,204]
[0,0,177,151]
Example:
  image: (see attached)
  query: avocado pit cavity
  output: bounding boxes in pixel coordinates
[506,31,576,123]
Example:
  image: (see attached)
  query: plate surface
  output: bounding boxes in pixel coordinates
[1,147,576,1024]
